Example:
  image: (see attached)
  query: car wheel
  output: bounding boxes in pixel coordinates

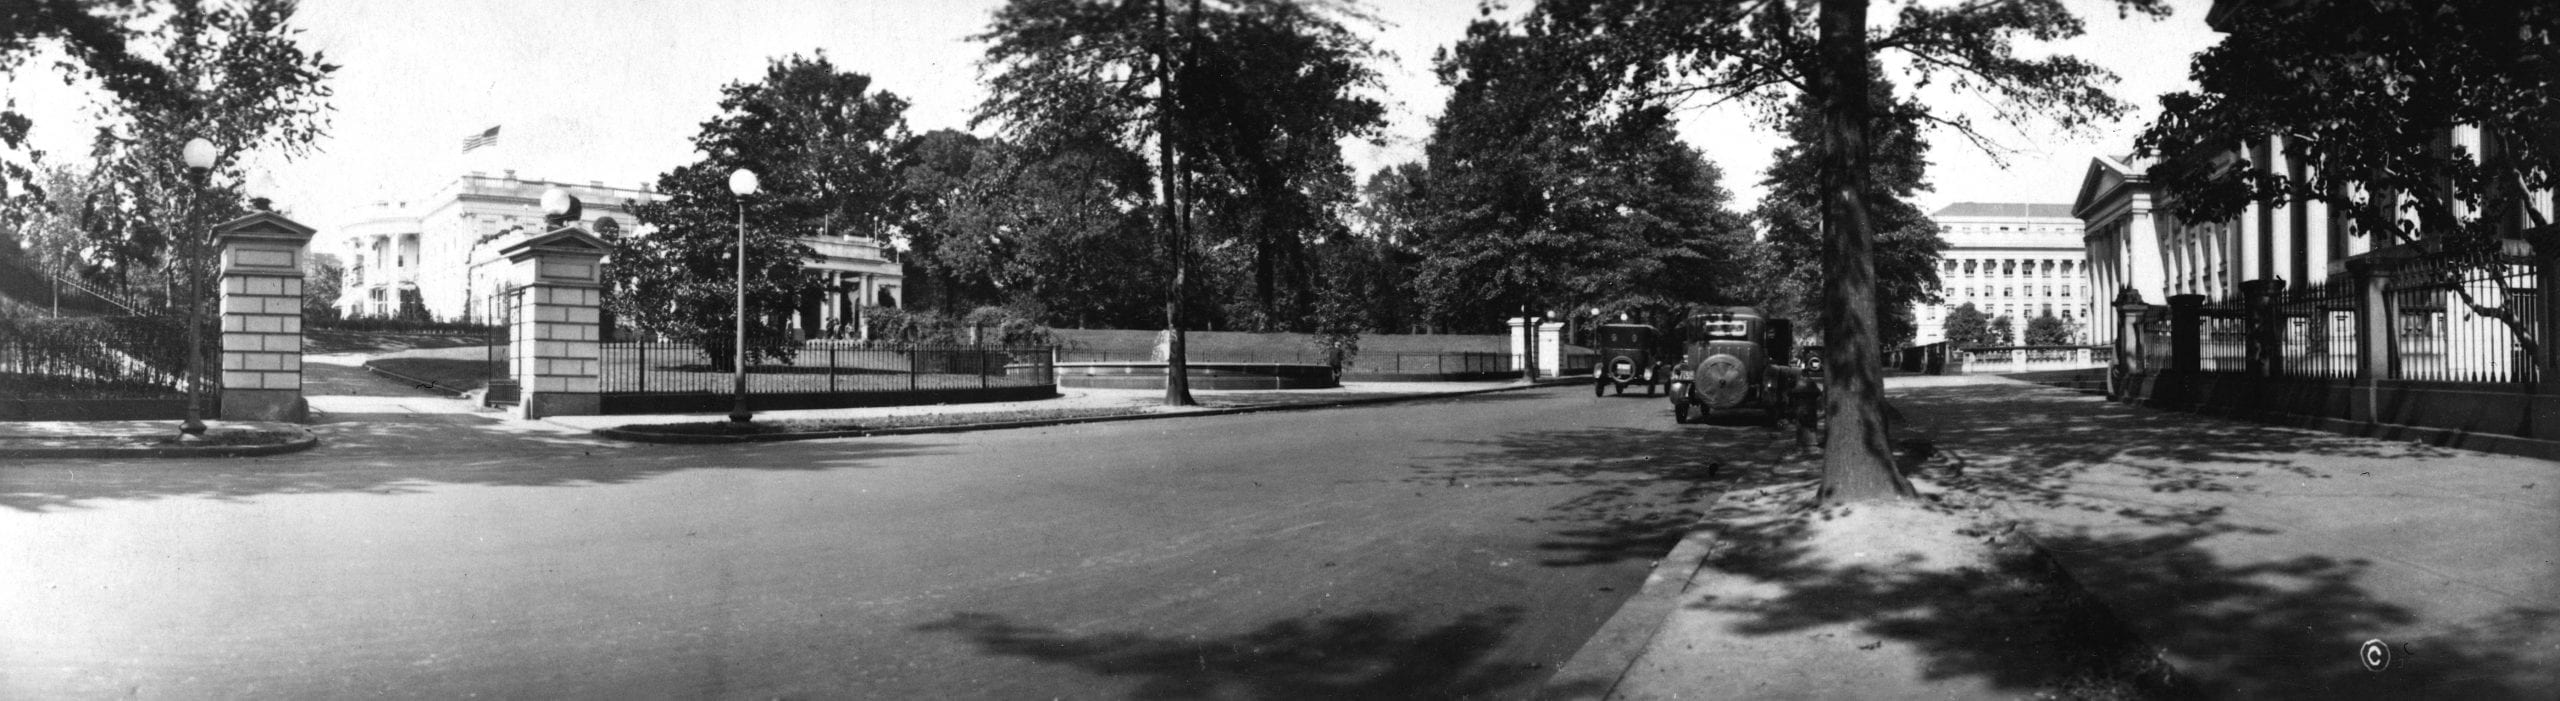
[1644,381,1656,397]
[1594,380,1606,397]
[1673,402,1692,424]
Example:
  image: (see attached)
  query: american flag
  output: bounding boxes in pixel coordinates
[461,125,500,152]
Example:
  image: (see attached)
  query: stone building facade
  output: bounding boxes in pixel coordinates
[329,171,903,337]
[1915,202,2092,345]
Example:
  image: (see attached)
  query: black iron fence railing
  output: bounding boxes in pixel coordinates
[2385,252,2539,383]
[2274,278,2360,380]
[598,340,1056,395]
[2202,305,2250,372]
[0,316,218,398]
[2123,245,2545,387]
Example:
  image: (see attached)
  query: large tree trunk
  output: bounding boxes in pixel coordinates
[1156,0,1196,406]
[1813,0,1917,503]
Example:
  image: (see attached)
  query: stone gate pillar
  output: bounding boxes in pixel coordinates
[2168,293,2205,374]
[1537,319,1565,378]
[213,211,317,422]
[1507,317,1530,379]
[499,227,609,419]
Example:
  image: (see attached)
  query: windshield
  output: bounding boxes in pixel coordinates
[1599,328,1649,347]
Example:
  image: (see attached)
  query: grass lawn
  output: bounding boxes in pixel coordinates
[619,406,1146,436]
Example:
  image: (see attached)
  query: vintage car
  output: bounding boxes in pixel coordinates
[1590,322,1666,396]
[1665,307,1803,423]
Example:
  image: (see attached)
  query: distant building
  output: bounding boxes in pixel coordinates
[1915,202,2092,345]
[330,170,902,337]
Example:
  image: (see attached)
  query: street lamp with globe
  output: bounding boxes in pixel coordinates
[177,137,218,441]
[727,168,759,423]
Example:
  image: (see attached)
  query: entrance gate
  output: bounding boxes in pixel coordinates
[483,286,520,407]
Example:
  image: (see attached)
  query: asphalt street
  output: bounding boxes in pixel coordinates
[1,384,1801,699]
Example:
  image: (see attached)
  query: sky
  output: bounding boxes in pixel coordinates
[4,0,2226,234]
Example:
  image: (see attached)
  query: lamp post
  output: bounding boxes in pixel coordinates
[177,137,218,441]
[727,168,759,424]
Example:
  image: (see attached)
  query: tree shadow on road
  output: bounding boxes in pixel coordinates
[1902,383,2458,528]
[1659,382,2558,698]
[2021,525,2559,698]
[1401,409,1819,568]
[0,419,947,513]
[914,607,1539,700]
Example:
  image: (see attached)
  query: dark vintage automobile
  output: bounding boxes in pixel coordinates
[1590,322,1666,396]
[1665,307,1809,424]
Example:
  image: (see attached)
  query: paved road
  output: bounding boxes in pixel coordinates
[2,385,1803,699]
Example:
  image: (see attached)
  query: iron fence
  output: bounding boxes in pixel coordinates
[598,339,1056,395]
[2385,251,2539,383]
[2201,305,2250,372]
[2274,278,2361,379]
[0,316,218,398]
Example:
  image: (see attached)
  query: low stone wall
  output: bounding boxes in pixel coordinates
[2127,370,2560,460]
[1057,362,1340,390]
[598,384,1058,415]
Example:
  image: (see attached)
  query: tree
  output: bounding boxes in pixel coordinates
[1751,77,1946,348]
[2024,312,2071,346]
[302,251,341,321]
[1988,314,2016,347]
[2138,0,2557,369]
[976,0,1387,404]
[613,53,910,371]
[1412,17,1753,334]
[898,129,1162,328]
[0,0,172,201]
[1941,302,1993,348]
[1539,0,2164,503]
[35,0,337,309]
[1343,162,1429,332]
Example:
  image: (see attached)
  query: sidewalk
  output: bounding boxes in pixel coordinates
[1557,375,2559,699]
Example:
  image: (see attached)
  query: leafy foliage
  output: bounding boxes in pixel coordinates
[896,129,1162,328]
[0,0,169,200]
[6,0,336,312]
[1747,78,1945,348]
[613,53,909,370]
[1409,17,1754,333]
[2024,312,2072,346]
[301,252,341,321]
[974,0,1387,333]
[2138,0,2556,364]
[1988,314,2016,347]
[1531,0,2163,502]
[1941,302,1993,348]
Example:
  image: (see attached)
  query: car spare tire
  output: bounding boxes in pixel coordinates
[1697,354,1748,408]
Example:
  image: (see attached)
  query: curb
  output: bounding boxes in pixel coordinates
[359,361,472,398]
[593,378,1588,444]
[0,428,321,459]
[1540,519,1723,700]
